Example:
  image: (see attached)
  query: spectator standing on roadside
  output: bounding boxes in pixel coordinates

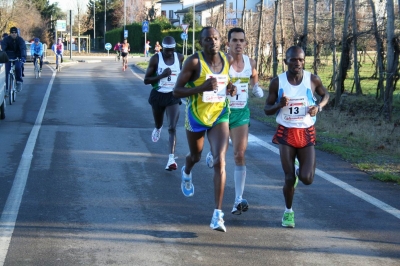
[264,46,329,228]
[154,41,162,54]
[145,40,151,57]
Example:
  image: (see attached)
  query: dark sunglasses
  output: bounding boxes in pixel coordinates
[10,32,17,34]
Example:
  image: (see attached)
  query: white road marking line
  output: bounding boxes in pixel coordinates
[0,69,57,265]
[248,134,400,220]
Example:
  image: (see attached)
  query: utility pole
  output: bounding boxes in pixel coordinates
[104,0,106,48]
[192,2,195,54]
[93,0,96,49]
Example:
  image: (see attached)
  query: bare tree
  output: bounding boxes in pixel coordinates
[298,0,309,52]
[351,0,362,95]
[383,0,399,121]
[290,0,299,45]
[272,0,279,77]
[335,0,351,107]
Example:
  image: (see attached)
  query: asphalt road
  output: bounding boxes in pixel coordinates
[0,57,399,266]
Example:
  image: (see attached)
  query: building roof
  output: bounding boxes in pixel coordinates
[175,0,224,14]
[156,0,181,4]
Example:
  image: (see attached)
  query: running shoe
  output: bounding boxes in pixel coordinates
[165,155,177,171]
[205,151,214,168]
[151,127,162,142]
[294,158,299,188]
[16,81,22,92]
[282,211,295,228]
[231,197,249,215]
[181,166,194,197]
[210,210,226,232]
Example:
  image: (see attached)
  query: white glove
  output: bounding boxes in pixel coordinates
[252,83,264,98]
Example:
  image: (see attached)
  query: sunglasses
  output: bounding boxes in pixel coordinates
[10,32,17,34]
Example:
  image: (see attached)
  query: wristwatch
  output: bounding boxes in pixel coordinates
[318,105,322,112]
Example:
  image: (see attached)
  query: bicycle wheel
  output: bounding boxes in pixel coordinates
[35,62,39,78]
[8,74,13,105]
[0,97,5,120]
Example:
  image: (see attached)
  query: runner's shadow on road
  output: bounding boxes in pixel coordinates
[133,229,198,239]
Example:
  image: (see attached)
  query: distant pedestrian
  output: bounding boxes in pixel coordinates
[154,41,162,54]
[145,40,151,57]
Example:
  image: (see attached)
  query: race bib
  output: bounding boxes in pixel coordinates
[202,74,228,103]
[159,69,178,88]
[280,97,307,123]
[228,83,248,109]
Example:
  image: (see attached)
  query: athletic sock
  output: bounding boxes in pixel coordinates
[234,165,246,200]
[285,207,293,213]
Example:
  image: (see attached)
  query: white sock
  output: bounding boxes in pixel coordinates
[169,154,174,159]
[234,166,246,200]
[285,207,293,213]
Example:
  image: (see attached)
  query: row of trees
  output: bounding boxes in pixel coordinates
[2,0,398,120]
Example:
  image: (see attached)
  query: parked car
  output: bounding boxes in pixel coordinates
[25,42,33,62]
[0,63,6,119]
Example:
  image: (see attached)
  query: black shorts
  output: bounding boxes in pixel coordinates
[121,52,128,57]
[148,89,181,110]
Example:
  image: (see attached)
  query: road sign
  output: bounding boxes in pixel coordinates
[181,24,189,33]
[142,21,149,33]
[105,43,112,50]
[56,20,67,31]
[124,30,128,38]
[225,18,238,26]
[181,33,188,40]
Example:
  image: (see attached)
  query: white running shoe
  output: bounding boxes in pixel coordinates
[231,198,249,215]
[210,209,226,232]
[151,127,162,142]
[181,166,194,197]
[165,154,177,171]
[206,151,214,168]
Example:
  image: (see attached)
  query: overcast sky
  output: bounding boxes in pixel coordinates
[49,0,89,12]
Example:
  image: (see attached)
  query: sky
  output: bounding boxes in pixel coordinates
[48,0,90,12]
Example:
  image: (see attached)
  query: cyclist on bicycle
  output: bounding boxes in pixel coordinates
[31,37,44,72]
[113,41,121,59]
[1,27,26,93]
[52,37,64,69]
[121,38,130,71]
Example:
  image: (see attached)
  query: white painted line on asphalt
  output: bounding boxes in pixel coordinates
[0,69,57,265]
[248,134,400,220]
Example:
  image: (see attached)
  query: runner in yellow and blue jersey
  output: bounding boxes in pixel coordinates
[205,28,264,216]
[173,26,236,233]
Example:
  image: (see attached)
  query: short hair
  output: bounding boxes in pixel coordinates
[199,26,220,40]
[228,27,245,41]
[286,46,304,58]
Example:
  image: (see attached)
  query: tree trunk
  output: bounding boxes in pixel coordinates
[368,0,385,100]
[330,0,337,92]
[291,0,298,45]
[280,0,286,72]
[351,0,362,95]
[312,0,318,75]
[335,0,351,107]
[272,0,279,77]
[383,0,398,121]
[255,1,264,74]
[300,0,309,53]
[241,0,247,27]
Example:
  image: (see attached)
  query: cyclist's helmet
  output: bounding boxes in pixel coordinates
[34,37,39,43]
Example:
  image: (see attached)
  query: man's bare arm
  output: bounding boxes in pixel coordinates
[264,78,285,115]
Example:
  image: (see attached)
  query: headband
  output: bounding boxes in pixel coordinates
[162,43,176,48]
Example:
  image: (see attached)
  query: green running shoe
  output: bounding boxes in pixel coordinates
[282,211,295,228]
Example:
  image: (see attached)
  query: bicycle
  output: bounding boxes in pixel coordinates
[55,53,62,72]
[34,56,41,78]
[7,58,20,105]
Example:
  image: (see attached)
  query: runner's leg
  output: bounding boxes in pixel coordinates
[230,124,249,199]
[184,130,206,175]
[279,144,297,209]
[296,145,316,185]
[165,103,180,155]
